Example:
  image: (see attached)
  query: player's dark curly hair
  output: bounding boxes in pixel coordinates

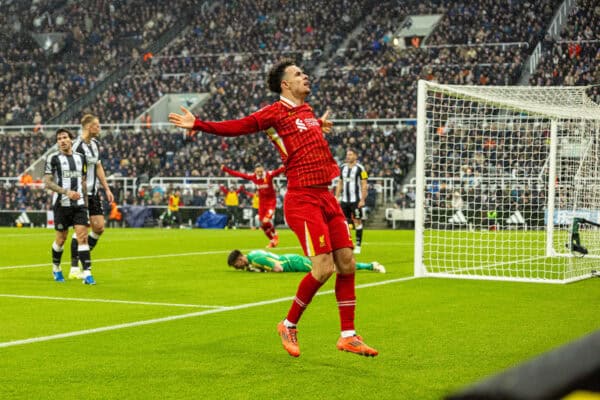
[267,59,295,93]
[55,128,74,139]
[227,249,243,267]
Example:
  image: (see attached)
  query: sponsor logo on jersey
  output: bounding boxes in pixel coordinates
[62,170,82,178]
[296,118,307,131]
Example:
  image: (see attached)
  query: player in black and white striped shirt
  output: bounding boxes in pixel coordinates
[69,114,114,278]
[44,128,96,285]
[335,148,368,254]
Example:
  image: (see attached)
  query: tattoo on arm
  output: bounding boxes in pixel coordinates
[44,174,66,195]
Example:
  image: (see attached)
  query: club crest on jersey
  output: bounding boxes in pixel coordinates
[319,235,326,247]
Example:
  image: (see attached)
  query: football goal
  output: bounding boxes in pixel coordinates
[414,80,600,283]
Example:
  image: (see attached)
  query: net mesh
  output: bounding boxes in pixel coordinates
[418,81,600,283]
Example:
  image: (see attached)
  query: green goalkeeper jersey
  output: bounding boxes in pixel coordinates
[245,250,375,272]
[246,250,312,272]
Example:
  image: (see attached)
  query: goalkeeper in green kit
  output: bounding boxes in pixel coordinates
[227,249,386,273]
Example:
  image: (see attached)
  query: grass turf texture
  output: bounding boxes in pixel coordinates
[0,227,598,399]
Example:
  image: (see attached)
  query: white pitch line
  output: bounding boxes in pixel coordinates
[0,294,227,309]
[0,242,400,271]
[0,246,301,271]
[0,276,417,349]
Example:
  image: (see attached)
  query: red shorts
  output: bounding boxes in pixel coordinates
[258,200,276,222]
[284,186,353,256]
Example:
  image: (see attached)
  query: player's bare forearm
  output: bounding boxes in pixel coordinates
[361,180,368,203]
[96,163,114,202]
[82,175,88,207]
[44,174,67,195]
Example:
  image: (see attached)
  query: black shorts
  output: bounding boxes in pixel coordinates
[88,194,104,216]
[54,206,89,231]
[341,201,363,221]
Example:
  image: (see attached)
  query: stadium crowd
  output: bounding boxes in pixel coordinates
[0,134,54,177]
[530,0,600,101]
[50,0,563,124]
[0,0,597,219]
[0,0,194,126]
[0,122,414,211]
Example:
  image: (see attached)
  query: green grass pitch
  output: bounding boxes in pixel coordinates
[0,227,598,399]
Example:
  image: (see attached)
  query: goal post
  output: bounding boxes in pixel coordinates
[414,80,600,283]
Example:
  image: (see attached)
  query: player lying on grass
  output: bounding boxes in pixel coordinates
[227,249,386,273]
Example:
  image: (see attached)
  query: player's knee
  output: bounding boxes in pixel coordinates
[312,267,334,282]
[90,221,104,235]
[333,248,356,274]
[310,256,336,282]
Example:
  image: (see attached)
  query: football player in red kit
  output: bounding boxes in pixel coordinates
[221,164,285,248]
[169,60,377,358]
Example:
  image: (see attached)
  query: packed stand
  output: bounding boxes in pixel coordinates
[0,0,194,126]
[176,0,366,54]
[530,0,600,102]
[0,182,48,211]
[427,0,561,46]
[70,0,370,123]
[0,133,55,177]
[53,0,564,124]
[0,121,415,211]
[312,0,559,120]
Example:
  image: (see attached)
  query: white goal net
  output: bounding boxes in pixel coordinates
[414,80,600,283]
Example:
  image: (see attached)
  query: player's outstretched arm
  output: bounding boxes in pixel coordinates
[221,164,253,180]
[170,106,265,137]
[271,165,286,177]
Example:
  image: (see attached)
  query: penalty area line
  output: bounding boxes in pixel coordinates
[0,246,301,271]
[0,276,417,349]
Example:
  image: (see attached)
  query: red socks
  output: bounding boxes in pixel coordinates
[286,272,356,332]
[335,273,356,332]
[286,273,323,325]
[262,221,275,240]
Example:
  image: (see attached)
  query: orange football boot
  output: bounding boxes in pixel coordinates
[277,321,300,357]
[336,335,378,357]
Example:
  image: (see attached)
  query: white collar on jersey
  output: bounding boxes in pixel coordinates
[279,95,298,108]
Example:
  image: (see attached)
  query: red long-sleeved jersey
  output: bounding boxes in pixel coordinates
[192,97,339,188]
[222,165,285,202]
